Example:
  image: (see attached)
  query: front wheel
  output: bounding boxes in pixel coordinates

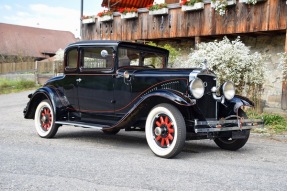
[214,109,250,151]
[34,99,59,138]
[145,103,186,158]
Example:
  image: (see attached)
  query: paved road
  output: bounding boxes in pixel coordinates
[1,91,287,191]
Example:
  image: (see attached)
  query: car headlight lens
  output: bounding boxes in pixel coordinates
[222,81,235,100]
[189,78,204,99]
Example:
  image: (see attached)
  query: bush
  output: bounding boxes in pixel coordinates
[177,36,266,93]
[247,110,287,133]
[147,42,181,67]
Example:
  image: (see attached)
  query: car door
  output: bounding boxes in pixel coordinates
[76,47,117,125]
[61,47,81,121]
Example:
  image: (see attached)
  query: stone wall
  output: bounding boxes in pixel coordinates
[241,35,285,114]
[155,34,286,114]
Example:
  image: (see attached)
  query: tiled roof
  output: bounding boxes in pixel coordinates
[101,0,154,10]
[0,23,77,59]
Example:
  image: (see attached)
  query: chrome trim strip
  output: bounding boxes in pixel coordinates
[194,125,262,133]
[195,119,263,126]
[55,121,109,130]
[194,119,264,133]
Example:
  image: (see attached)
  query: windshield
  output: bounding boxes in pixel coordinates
[118,47,165,68]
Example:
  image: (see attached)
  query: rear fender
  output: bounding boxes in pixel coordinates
[24,86,65,120]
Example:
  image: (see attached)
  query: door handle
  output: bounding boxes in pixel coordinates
[76,78,82,82]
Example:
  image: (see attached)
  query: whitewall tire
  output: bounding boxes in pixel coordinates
[34,99,59,138]
[145,103,186,158]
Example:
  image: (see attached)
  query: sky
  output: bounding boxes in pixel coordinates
[0,0,105,38]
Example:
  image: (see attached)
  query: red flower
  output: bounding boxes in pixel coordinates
[180,0,187,6]
[97,10,113,17]
[118,7,138,14]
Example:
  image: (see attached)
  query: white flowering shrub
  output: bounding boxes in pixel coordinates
[212,0,227,16]
[55,48,64,61]
[175,36,266,94]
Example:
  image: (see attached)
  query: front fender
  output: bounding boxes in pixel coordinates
[23,86,65,119]
[229,95,254,113]
[142,89,196,106]
[218,95,254,118]
[109,89,195,129]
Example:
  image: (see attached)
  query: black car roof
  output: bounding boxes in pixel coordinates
[68,40,119,47]
[67,40,169,55]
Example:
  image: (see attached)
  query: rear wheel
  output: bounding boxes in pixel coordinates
[145,103,186,158]
[34,99,59,138]
[214,109,250,151]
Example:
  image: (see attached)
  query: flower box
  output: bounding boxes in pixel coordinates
[82,17,95,24]
[239,0,267,3]
[211,0,236,8]
[227,0,237,6]
[121,12,138,19]
[98,15,113,22]
[181,2,204,11]
[149,8,169,16]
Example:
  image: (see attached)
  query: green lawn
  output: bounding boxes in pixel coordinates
[0,78,39,94]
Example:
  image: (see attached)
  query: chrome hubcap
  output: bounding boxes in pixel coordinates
[154,127,162,136]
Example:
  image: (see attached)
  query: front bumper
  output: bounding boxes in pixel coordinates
[194,118,264,133]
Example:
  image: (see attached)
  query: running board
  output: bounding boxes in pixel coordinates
[55,121,110,130]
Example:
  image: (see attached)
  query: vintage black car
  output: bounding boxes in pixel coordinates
[23,40,263,158]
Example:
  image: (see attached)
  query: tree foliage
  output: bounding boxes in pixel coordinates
[147,42,181,67]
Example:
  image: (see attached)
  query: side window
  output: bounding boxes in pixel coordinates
[118,47,164,68]
[66,49,78,69]
[82,47,114,69]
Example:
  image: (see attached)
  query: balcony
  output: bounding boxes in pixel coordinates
[81,0,287,41]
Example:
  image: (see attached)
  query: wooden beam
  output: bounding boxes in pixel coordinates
[195,36,201,50]
[281,29,287,110]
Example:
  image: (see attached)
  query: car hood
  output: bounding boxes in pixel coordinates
[117,68,216,82]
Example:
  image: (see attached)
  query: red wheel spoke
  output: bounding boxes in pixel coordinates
[156,136,161,141]
[153,114,175,148]
[166,122,171,129]
[165,138,170,146]
[160,116,164,124]
[161,138,165,147]
[167,134,173,141]
[164,116,169,124]
[168,127,174,134]
[155,121,161,127]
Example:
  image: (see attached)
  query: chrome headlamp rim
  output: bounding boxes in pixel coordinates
[189,78,205,99]
[222,81,235,100]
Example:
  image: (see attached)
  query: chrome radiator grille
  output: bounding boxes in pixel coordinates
[196,75,217,119]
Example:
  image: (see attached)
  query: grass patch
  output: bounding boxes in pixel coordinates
[247,110,287,134]
[0,78,39,94]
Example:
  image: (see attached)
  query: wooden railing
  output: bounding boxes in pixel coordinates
[82,0,287,41]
